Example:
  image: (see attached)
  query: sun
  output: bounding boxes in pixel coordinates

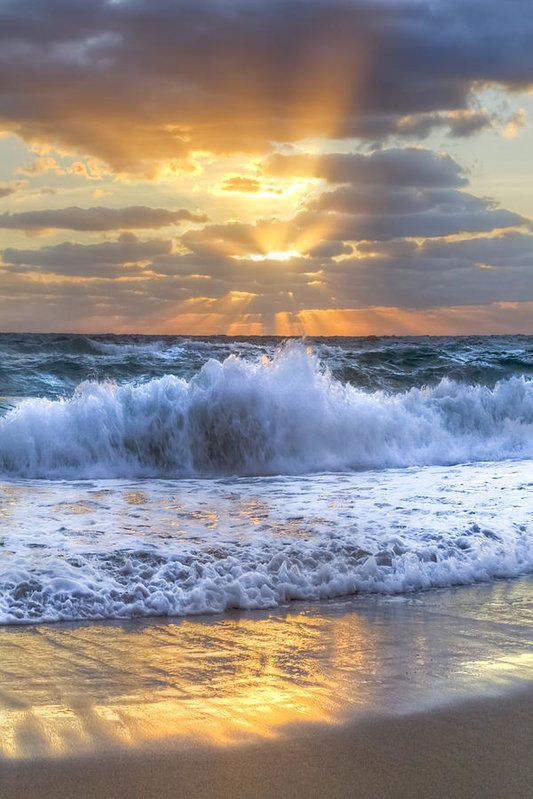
[244,249,302,262]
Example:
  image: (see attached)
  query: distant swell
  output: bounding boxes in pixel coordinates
[1,344,532,479]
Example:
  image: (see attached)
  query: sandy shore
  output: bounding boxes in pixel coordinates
[0,578,532,797]
[2,689,532,799]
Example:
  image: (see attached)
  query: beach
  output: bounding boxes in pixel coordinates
[2,0,533,790]
[0,334,532,797]
[3,692,533,799]
[1,578,532,797]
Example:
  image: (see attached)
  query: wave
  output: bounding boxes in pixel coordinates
[1,461,531,624]
[0,344,532,479]
[87,338,172,356]
[1,335,532,403]
[2,511,531,624]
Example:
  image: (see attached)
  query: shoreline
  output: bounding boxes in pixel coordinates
[2,688,532,799]
[0,578,532,797]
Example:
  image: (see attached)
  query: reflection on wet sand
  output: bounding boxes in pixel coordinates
[0,578,531,761]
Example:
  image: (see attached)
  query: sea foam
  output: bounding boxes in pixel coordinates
[0,344,532,479]
[0,462,531,623]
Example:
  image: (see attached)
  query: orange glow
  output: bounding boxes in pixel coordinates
[280,303,533,336]
[0,610,373,758]
[141,301,533,337]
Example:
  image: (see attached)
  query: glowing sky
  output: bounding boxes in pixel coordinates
[1,0,533,335]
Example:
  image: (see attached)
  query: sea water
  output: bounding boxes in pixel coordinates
[0,334,531,623]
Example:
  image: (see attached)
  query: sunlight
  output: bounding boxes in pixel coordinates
[244,249,302,262]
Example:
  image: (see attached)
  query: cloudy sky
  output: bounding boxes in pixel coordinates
[1,0,532,335]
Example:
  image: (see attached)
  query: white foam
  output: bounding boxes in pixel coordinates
[0,460,531,623]
[0,344,532,479]
[88,339,169,356]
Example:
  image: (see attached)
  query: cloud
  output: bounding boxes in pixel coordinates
[1,1,532,172]
[220,177,263,194]
[295,207,522,242]
[157,142,532,317]
[2,236,172,277]
[16,156,64,176]
[264,148,468,187]
[219,176,283,194]
[0,205,207,231]
[502,109,528,138]
[181,148,524,256]
[307,241,353,258]
[307,186,490,216]
[420,231,533,264]
[147,227,533,313]
[0,179,26,198]
[181,218,298,258]
[262,147,524,246]
[184,149,478,255]
[1,227,532,332]
[163,235,533,311]
[2,155,527,322]
[320,252,533,310]
[392,110,493,139]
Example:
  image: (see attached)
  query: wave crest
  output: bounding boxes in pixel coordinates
[1,344,532,478]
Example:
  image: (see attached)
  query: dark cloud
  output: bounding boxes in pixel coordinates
[355,239,419,257]
[264,148,468,187]
[296,207,522,242]
[321,253,533,310]
[2,236,172,276]
[307,241,354,258]
[1,1,532,171]
[0,206,207,231]
[307,110,495,144]
[379,110,494,140]
[420,232,533,263]
[307,187,489,216]
[265,147,523,245]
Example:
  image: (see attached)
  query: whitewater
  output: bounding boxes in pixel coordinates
[0,334,531,623]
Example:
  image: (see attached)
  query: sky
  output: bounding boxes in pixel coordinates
[1,0,533,336]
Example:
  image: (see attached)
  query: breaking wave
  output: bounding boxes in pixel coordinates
[0,344,532,479]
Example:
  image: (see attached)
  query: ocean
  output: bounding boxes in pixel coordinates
[0,333,532,624]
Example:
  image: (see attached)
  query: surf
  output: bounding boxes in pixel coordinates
[0,343,532,479]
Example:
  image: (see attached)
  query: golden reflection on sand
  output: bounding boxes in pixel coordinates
[0,610,367,759]
[0,579,532,762]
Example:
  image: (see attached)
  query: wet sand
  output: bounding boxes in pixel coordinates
[0,578,532,797]
[2,690,533,799]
